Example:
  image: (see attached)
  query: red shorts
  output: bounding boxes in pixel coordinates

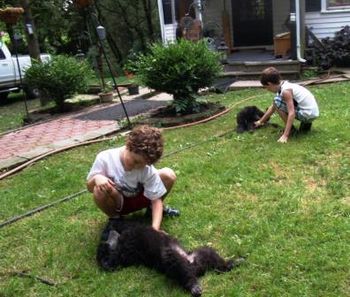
[120,193,151,215]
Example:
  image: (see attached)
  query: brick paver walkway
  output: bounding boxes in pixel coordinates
[0,91,172,171]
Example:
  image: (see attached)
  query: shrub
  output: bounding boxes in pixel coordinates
[24,55,94,110]
[311,25,350,69]
[135,39,222,114]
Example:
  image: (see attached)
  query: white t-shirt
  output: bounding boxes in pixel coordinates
[87,147,167,200]
[280,81,319,119]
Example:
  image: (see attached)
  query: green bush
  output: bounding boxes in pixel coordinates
[24,55,94,110]
[136,39,222,114]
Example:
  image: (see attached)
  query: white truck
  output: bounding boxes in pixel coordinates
[0,42,50,100]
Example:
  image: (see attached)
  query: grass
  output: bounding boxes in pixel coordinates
[0,75,131,134]
[0,82,349,296]
[0,93,44,134]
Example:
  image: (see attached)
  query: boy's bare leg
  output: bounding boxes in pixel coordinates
[157,167,179,216]
[144,167,178,217]
[93,187,123,217]
[274,104,288,124]
[158,167,177,199]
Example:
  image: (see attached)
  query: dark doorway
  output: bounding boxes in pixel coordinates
[231,0,273,46]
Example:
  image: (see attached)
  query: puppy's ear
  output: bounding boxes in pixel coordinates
[107,230,120,250]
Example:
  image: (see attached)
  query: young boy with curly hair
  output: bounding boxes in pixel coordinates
[87,125,178,231]
[255,67,319,143]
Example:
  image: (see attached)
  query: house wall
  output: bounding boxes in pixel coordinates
[203,0,290,44]
[305,11,350,39]
[272,0,290,36]
[167,0,349,45]
[202,0,225,37]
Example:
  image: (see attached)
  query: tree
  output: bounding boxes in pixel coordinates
[20,0,41,60]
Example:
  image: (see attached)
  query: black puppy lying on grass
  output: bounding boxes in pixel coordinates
[97,219,244,297]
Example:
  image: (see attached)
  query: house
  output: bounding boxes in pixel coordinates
[156,0,350,77]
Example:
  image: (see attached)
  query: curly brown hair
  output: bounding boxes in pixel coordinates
[260,67,282,86]
[126,125,164,164]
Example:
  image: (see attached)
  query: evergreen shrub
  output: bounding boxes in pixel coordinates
[24,55,94,110]
[136,39,222,114]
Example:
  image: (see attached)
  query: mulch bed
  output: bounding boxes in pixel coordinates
[137,102,226,127]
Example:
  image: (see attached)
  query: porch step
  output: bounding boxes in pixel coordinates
[224,60,300,73]
[220,70,300,81]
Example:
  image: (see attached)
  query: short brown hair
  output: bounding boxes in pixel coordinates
[126,125,164,164]
[260,67,281,86]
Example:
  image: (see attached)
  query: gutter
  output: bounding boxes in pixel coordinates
[157,0,166,43]
[295,0,306,63]
[195,0,203,22]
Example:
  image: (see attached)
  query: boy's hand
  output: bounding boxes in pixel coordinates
[156,229,168,235]
[277,135,288,143]
[94,175,115,193]
[254,120,263,127]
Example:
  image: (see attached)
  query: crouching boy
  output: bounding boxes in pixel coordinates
[255,67,319,143]
[87,125,178,232]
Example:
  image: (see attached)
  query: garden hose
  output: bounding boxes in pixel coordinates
[0,94,261,228]
[0,94,259,181]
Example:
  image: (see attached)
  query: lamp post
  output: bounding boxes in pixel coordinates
[95,25,131,127]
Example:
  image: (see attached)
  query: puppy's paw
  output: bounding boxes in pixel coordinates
[190,284,202,297]
[231,257,246,269]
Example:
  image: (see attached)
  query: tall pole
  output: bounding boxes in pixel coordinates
[87,5,131,127]
[13,32,29,118]
[95,25,131,128]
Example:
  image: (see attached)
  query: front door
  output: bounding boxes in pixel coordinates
[231,0,273,46]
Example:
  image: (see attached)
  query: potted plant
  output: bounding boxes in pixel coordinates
[126,77,139,95]
[0,7,24,25]
[73,0,94,9]
[98,81,114,102]
[123,53,140,95]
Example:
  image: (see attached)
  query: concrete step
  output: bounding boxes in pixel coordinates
[224,60,300,73]
[220,70,300,81]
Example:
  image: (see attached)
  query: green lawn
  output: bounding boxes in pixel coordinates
[0,75,131,134]
[0,83,349,297]
[0,93,44,134]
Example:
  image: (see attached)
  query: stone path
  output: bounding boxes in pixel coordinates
[0,89,172,171]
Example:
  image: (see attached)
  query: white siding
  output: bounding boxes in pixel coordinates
[305,11,350,39]
[164,24,177,43]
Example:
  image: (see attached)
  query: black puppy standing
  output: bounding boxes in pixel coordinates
[236,106,265,133]
[97,220,242,297]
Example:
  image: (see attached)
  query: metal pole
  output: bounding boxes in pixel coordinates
[96,31,131,127]
[13,32,29,118]
[89,8,131,127]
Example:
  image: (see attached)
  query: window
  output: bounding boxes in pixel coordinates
[322,0,350,11]
[163,0,173,25]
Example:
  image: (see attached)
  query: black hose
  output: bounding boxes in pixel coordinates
[0,128,236,229]
[0,190,87,228]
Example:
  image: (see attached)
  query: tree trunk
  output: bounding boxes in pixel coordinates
[5,23,15,49]
[142,0,155,42]
[20,0,41,61]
